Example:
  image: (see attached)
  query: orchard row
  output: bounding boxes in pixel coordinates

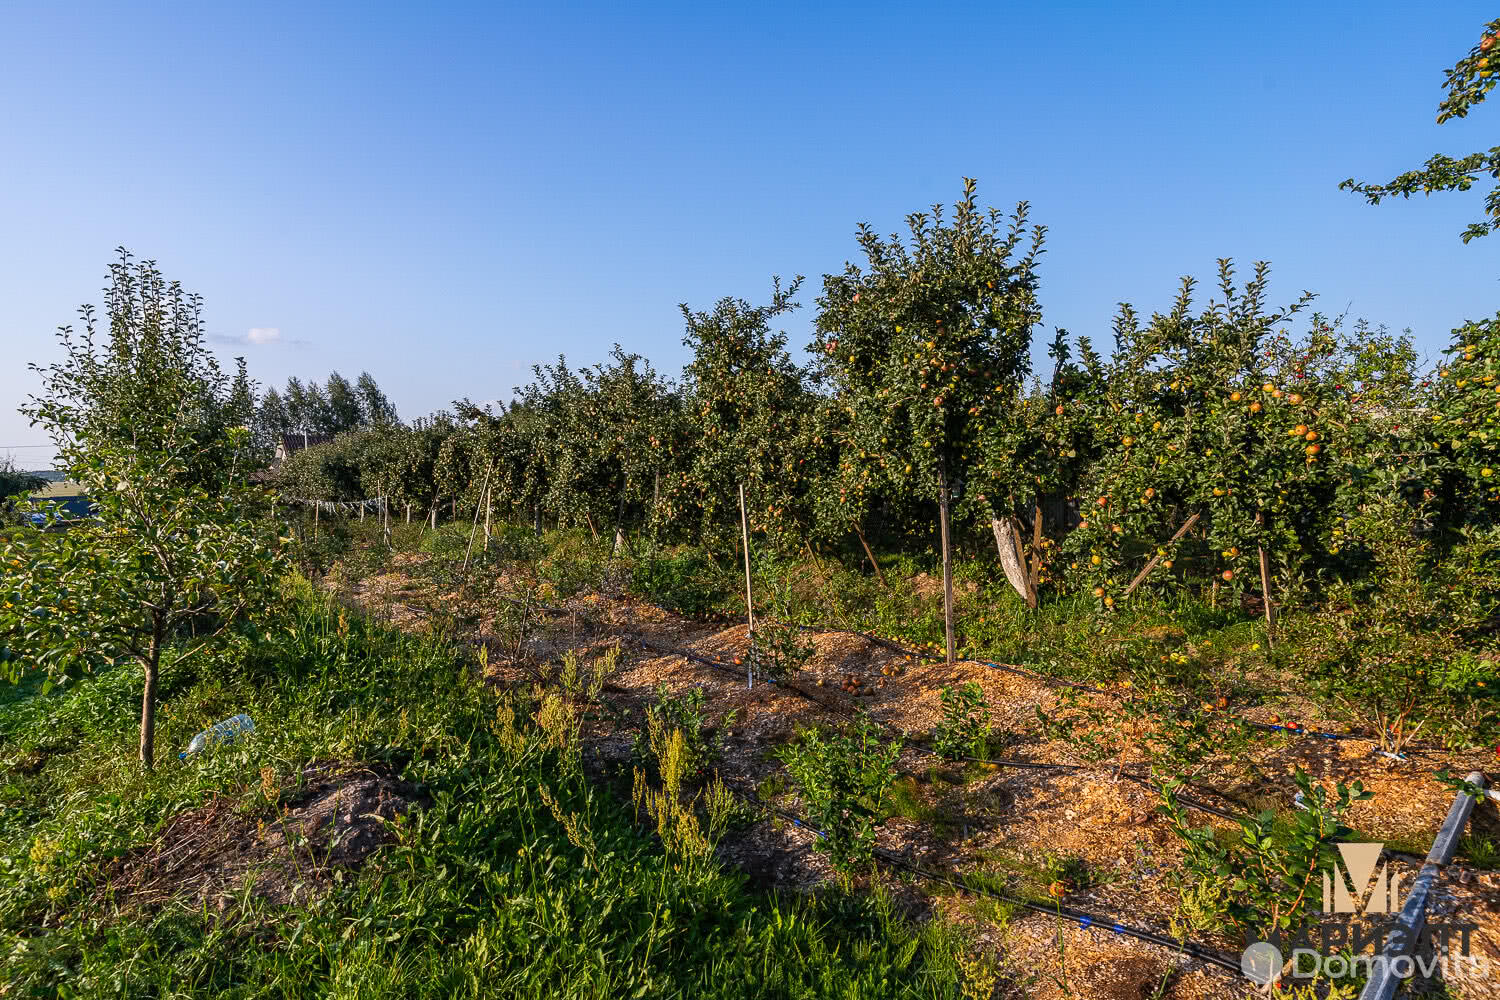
[278,184,1500,617]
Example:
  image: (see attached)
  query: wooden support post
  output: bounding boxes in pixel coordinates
[854,525,887,587]
[463,466,493,572]
[314,502,319,539]
[938,460,955,665]
[1010,517,1039,609]
[1029,502,1044,595]
[406,502,411,525]
[584,511,599,542]
[739,483,755,688]
[484,486,492,552]
[1256,511,1275,649]
[1123,512,1202,598]
[803,539,824,575]
[431,506,437,530]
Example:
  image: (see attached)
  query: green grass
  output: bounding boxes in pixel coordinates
[0,588,970,998]
[883,776,937,823]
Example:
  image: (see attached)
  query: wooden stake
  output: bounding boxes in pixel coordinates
[314,502,319,539]
[1257,510,1275,648]
[1010,516,1038,609]
[854,525,887,587]
[1123,512,1202,598]
[463,465,494,572]
[739,483,755,687]
[803,539,824,575]
[430,506,437,530]
[484,486,492,552]
[584,511,599,542]
[406,502,411,524]
[938,459,955,665]
[1030,502,1044,595]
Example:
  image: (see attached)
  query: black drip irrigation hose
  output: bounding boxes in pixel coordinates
[630,598,1455,749]
[415,593,1480,814]
[630,635,1250,825]
[713,780,1246,978]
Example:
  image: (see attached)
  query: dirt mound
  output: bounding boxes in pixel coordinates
[1035,953,1166,1000]
[110,765,428,910]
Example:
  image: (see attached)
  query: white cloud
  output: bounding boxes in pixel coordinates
[209,327,304,348]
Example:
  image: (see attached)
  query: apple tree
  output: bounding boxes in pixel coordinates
[1,251,284,769]
[672,278,815,553]
[1342,17,1500,244]
[814,180,1045,662]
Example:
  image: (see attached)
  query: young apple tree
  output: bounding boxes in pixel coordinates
[0,251,283,769]
[814,180,1045,662]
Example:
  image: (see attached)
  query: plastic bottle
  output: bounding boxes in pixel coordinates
[179,714,256,759]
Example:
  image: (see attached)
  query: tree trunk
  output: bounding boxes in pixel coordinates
[938,460,955,665]
[614,479,629,554]
[139,633,161,770]
[991,516,1031,605]
[854,525,887,587]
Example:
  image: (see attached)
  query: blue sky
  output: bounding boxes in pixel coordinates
[3,2,1497,467]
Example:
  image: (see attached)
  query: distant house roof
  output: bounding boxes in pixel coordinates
[274,433,335,462]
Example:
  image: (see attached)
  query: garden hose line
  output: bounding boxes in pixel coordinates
[711,779,1248,979]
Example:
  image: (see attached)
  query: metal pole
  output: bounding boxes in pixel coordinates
[739,483,754,689]
[1357,771,1487,1000]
